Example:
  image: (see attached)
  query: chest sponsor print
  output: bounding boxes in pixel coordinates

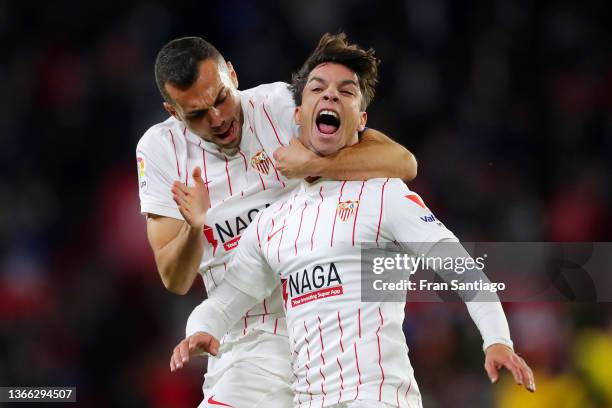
[287,262,344,307]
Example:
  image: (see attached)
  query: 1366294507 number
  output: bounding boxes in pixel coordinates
[1,387,76,402]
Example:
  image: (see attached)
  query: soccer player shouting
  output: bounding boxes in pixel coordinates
[138,36,417,407]
[172,34,535,407]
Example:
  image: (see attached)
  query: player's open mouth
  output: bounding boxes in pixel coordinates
[315,109,341,136]
[215,121,238,144]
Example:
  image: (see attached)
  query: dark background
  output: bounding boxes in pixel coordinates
[1,0,611,406]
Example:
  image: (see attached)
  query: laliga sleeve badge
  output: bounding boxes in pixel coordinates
[137,156,148,192]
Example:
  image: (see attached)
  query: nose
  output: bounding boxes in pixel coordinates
[208,107,224,128]
[323,88,339,102]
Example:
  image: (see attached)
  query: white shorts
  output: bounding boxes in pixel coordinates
[198,330,293,408]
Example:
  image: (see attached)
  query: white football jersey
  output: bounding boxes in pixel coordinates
[136,82,299,342]
[226,178,457,407]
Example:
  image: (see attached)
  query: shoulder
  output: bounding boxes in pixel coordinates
[136,116,186,163]
[241,82,294,113]
[136,116,185,156]
[241,81,292,101]
[360,177,406,193]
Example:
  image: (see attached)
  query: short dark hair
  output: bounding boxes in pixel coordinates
[290,32,380,110]
[154,37,225,102]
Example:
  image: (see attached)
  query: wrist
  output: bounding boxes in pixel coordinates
[307,156,327,177]
[485,342,514,354]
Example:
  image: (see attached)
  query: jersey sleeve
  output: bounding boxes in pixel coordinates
[136,133,183,220]
[224,211,279,299]
[382,179,457,255]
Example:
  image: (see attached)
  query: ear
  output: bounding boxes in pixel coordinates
[357,111,367,132]
[164,102,178,119]
[294,107,302,126]
[226,61,238,88]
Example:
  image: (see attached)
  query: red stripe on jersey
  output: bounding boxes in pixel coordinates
[269,159,286,188]
[317,316,327,397]
[336,358,344,404]
[208,266,217,288]
[277,218,287,263]
[224,156,233,195]
[168,129,181,178]
[375,178,390,244]
[377,307,385,401]
[317,316,326,364]
[303,321,311,361]
[199,142,211,207]
[405,381,412,404]
[262,104,285,146]
[294,202,308,255]
[330,181,347,247]
[257,171,267,190]
[273,318,278,335]
[397,381,403,407]
[238,149,248,171]
[291,328,302,405]
[256,213,263,248]
[243,315,248,336]
[310,187,324,250]
[354,342,362,400]
[262,299,268,323]
[303,322,313,405]
[352,181,366,246]
[249,99,254,109]
[337,311,344,353]
[358,308,362,338]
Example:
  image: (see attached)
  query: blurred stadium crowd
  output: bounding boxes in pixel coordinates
[1,1,611,407]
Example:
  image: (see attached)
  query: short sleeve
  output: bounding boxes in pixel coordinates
[382,179,457,255]
[136,134,183,220]
[224,211,279,300]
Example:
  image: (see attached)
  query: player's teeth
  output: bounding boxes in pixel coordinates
[320,110,338,118]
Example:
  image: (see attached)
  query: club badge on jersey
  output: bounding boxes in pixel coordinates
[337,200,359,221]
[250,150,272,175]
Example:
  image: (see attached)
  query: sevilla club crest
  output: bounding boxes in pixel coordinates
[337,200,359,221]
[250,150,272,175]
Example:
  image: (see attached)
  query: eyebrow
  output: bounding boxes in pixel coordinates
[307,76,359,88]
[185,87,226,117]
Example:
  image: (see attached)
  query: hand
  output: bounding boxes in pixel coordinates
[169,331,220,372]
[273,138,318,179]
[484,343,536,392]
[171,167,210,229]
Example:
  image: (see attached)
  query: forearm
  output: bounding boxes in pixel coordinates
[311,128,417,181]
[155,222,204,295]
[425,239,513,351]
[186,279,259,338]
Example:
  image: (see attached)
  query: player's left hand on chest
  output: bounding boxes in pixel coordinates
[273,138,318,179]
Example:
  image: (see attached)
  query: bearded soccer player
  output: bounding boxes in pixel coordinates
[173,34,536,407]
[137,36,417,407]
